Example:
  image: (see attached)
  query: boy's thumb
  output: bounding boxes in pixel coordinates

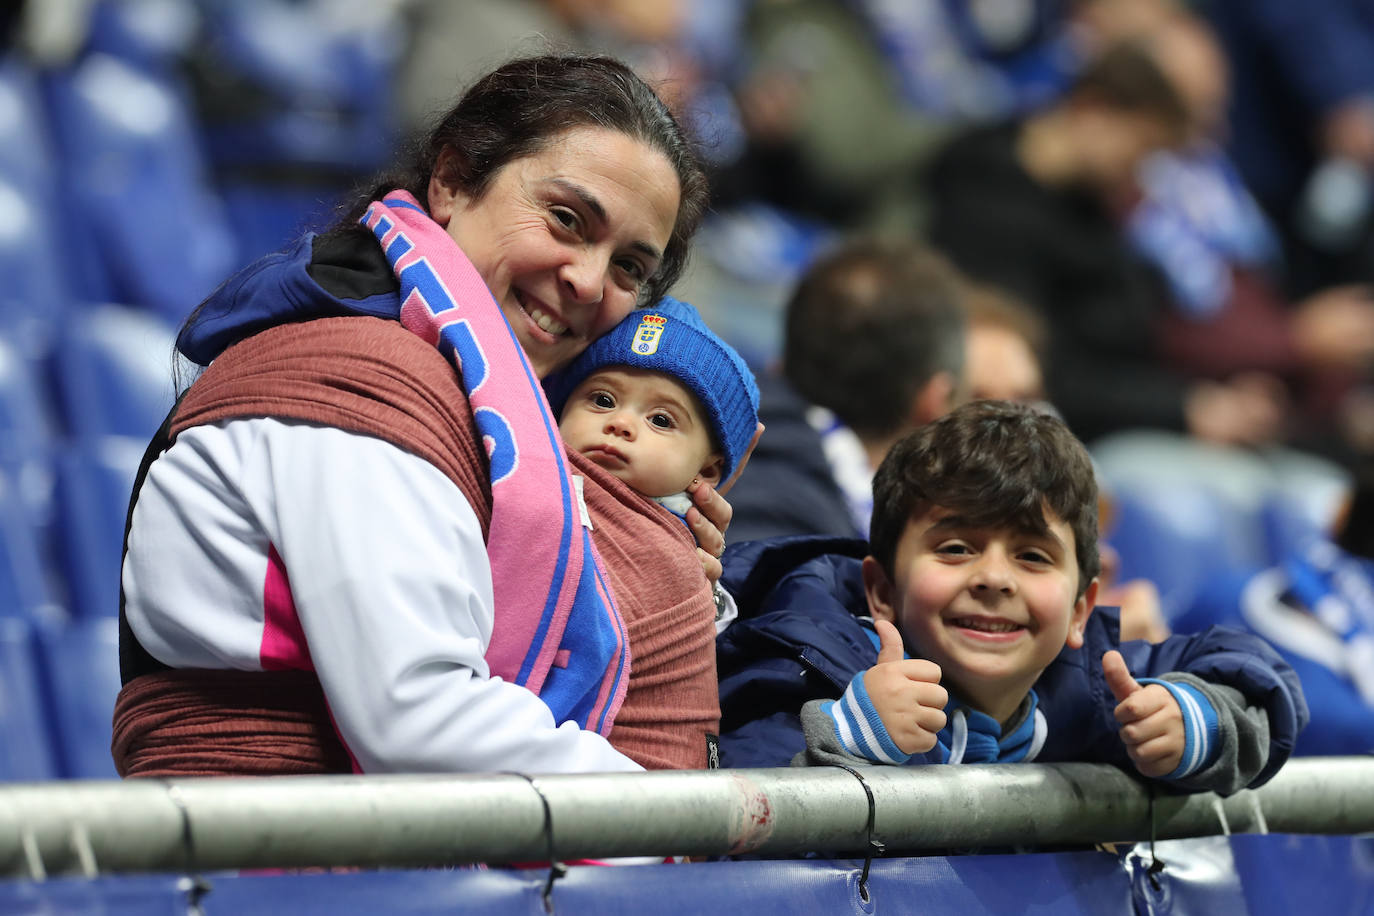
[1102,650,1140,704]
[874,619,906,664]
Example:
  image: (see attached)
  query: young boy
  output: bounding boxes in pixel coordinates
[548,296,759,530]
[717,400,1307,794]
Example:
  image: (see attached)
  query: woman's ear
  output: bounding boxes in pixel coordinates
[427,147,466,226]
[697,455,724,488]
[862,556,897,624]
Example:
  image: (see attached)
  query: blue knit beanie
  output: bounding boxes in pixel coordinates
[546,297,760,481]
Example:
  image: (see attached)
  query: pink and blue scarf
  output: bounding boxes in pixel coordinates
[359,191,628,734]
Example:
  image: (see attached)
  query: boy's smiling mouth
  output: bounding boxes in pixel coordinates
[949,616,1025,637]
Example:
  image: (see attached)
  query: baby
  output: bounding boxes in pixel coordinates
[549,296,759,526]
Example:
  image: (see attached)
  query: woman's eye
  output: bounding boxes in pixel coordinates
[592,392,615,409]
[649,412,675,429]
[552,207,579,231]
[616,258,646,282]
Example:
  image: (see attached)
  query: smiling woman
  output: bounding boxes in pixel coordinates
[110,54,725,779]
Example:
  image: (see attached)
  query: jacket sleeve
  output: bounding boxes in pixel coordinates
[255,421,643,776]
[1118,625,1309,789]
[1156,673,1272,796]
[793,699,879,768]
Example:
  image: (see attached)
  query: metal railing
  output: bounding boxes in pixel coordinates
[1,757,1371,879]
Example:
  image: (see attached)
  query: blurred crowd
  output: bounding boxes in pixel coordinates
[17,0,1374,460]
[4,0,1374,773]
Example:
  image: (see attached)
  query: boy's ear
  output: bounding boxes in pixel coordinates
[1065,577,1100,650]
[697,455,724,487]
[862,556,897,624]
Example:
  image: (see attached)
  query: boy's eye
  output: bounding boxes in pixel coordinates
[649,412,675,429]
[935,542,972,556]
[592,392,615,409]
[1019,549,1052,565]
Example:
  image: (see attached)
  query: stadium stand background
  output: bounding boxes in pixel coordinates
[3,0,1373,780]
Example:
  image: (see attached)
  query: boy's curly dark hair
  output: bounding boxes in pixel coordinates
[869,400,1100,596]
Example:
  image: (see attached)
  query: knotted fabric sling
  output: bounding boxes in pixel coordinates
[116,193,631,778]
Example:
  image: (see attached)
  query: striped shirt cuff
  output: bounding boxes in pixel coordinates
[1137,677,1220,780]
[822,673,911,765]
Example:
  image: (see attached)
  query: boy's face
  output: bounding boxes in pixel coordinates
[863,504,1098,724]
[559,366,723,497]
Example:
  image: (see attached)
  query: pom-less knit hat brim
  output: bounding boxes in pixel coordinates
[545,297,760,481]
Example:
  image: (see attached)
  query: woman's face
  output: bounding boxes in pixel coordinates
[429,126,681,378]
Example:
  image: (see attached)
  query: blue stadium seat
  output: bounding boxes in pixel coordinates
[33,616,120,779]
[0,54,66,311]
[42,51,237,323]
[52,302,178,443]
[1105,484,1257,623]
[0,332,59,465]
[46,304,172,620]
[52,438,143,620]
[0,616,60,780]
[193,0,398,261]
[0,460,60,624]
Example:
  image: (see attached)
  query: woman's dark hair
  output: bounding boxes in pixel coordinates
[341,53,708,305]
[869,400,1101,596]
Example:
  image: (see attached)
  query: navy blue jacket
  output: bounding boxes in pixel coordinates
[722,375,859,543]
[717,537,1309,789]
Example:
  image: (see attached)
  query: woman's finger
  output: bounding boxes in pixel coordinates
[689,477,734,536]
[717,422,764,496]
[698,547,722,584]
[685,503,726,558]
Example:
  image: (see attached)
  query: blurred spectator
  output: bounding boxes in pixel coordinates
[924,40,1292,447]
[727,237,966,542]
[962,281,1049,404]
[1119,9,1374,461]
[960,282,1170,643]
[709,0,950,233]
[1205,0,1374,296]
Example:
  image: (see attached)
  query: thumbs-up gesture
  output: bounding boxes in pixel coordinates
[1102,650,1185,778]
[862,619,948,755]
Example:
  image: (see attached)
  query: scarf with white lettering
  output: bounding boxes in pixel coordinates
[359,191,629,733]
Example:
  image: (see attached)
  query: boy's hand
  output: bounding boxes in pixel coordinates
[1103,650,1185,778]
[863,620,947,755]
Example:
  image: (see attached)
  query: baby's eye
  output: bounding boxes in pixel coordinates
[649,412,675,429]
[592,392,615,409]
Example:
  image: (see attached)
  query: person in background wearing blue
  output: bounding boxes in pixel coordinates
[718,400,1307,794]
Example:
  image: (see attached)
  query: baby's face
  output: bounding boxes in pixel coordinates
[559,367,721,497]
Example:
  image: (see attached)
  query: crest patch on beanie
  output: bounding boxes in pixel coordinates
[632,314,668,356]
